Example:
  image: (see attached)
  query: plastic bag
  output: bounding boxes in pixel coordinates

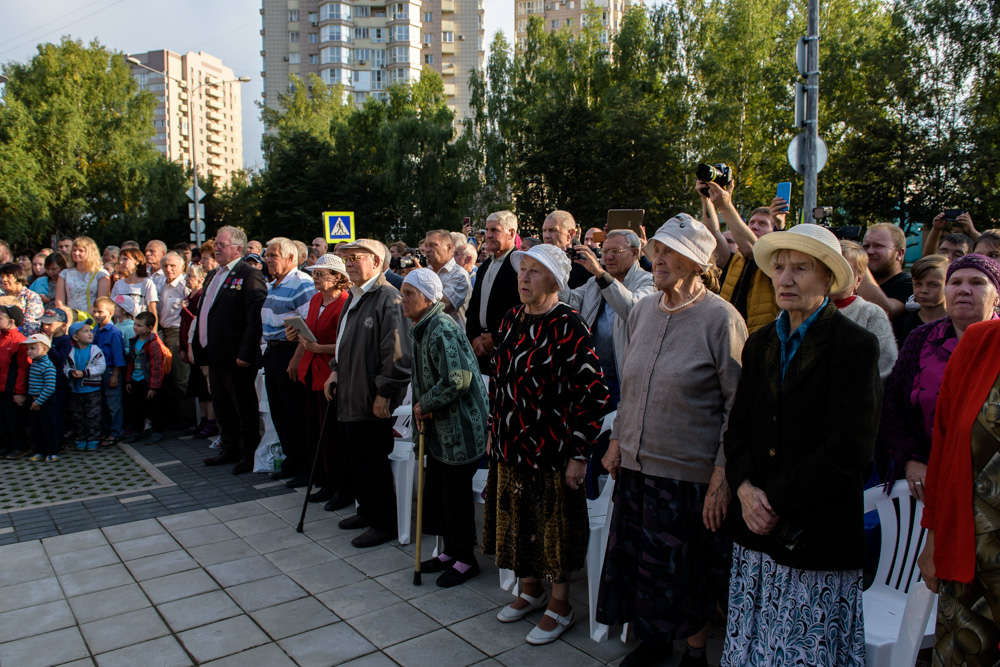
[253,441,285,473]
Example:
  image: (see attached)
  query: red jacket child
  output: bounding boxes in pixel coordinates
[0,320,29,396]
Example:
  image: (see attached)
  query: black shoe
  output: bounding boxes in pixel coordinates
[620,641,673,667]
[231,459,253,475]
[436,561,480,588]
[323,493,355,512]
[338,514,373,530]
[270,469,294,481]
[308,488,336,503]
[351,527,396,548]
[420,556,456,573]
[204,452,240,466]
[285,476,309,489]
[678,646,707,667]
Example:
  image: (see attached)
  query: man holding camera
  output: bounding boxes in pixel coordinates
[541,210,594,289]
[423,229,471,326]
[704,180,785,333]
[466,211,521,374]
[922,211,979,261]
[566,230,656,409]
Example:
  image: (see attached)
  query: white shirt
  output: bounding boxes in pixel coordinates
[335,273,380,364]
[478,247,513,329]
[197,257,240,349]
[150,269,166,295]
[158,274,189,329]
[436,258,471,326]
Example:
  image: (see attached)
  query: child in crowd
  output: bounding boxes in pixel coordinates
[125,311,167,444]
[113,294,137,356]
[40,308,72,443]
[29,252,67,306]
[64,319,106,451]
[0,305,29,459]
[897,254,948,343]
[91,297,126,446]
[22,334,60,462]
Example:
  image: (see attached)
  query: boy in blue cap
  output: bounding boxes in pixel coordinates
[40,308,73,445]
[64,319,106,451]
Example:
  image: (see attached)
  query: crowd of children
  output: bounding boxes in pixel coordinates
[0,288,166,462]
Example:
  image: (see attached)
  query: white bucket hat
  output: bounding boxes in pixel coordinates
[644,214,716,270]
[752,224,855,295]
[511,243,572,291]
[305,253,349,280]
[402,268,444,303]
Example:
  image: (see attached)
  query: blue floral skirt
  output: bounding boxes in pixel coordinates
[722,544,866,667]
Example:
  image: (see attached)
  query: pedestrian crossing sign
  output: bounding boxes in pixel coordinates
[323,211,355,244]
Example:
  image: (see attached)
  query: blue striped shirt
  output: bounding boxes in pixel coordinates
[28,354,57,405]
[261,269,316,341]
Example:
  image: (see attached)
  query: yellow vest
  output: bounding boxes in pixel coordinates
[720,252,780,333]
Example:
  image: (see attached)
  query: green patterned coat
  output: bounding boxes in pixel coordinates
[409,302,487,464]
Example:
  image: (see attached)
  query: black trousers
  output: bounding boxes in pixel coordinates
[69,391,101,442]
[340,418,396,532]
[423,456,481,565]
[306,389,350,492]
[209,363,261,463]
[29,396,58,456]
[125,380,163,434]
[263,344,309,477]
[0,391,26,450]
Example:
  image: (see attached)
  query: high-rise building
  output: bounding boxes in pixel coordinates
[514,0,629,51]
[127,50,245,184]
[259,0,484,121]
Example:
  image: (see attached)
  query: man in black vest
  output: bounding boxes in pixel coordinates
[195,226,267,475]
[466,211,522,374]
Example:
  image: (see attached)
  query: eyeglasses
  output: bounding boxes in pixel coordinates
[343,254,372,263]
[214,242,238,250]
[603,248,633,257]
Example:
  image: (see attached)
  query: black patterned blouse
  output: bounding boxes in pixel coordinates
[489,303,610,471]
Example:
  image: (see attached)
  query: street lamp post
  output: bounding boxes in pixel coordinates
[125,56,250,246]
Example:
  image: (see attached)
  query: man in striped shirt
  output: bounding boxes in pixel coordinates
[262,237,316,488]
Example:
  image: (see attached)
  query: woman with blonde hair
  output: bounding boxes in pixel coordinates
[55,236,110,315]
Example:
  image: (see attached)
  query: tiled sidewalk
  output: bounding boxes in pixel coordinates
[0,491,727,666]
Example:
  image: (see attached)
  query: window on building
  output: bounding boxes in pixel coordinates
[423,33,433,44]
[309,32,319,43]
[373,8,386,17]
[289,31,300,42]
[423,11,433,22]
[321,46,352,64]
[424,54,434,64]
[551,20,559,29]
[388,46,409,64]
[355,27,369,39]
[319,3,350,21]
[565,18,573,27]
[374,49,387,66]
[516,0,543,14]
[322,24,352,42]
[442,31,454,42]
[516,19,528,32]
[354,91,368,104]
[308,12,318,23]
[288,9,299,21]
[390,3,408,19]
[309,54,319,64]
[289,52,301,64]
[372,70,384,89]
[354,5,370,17]
[389,25,409,42]
[372,28,385,43]
[479,34,484,50]
[355,48,371,61]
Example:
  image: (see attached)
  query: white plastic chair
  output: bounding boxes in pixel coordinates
[863,481,937,667]
[389,398,415,545]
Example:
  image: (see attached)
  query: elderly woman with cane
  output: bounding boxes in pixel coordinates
[400,268,488,587]
[483,243,610,645]
[722,224,882,666]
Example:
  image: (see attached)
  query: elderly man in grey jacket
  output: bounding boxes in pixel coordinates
[324,238,411,548]
[565,230,657,408]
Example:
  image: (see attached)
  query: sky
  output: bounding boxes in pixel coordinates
[0,0,516,170]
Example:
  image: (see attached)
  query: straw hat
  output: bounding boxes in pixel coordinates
[305,253,349,280]
[752,224,855,295]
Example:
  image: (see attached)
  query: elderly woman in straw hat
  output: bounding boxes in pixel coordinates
[596,214,747,667]
[722,225,883,667]
[400,268,488,587]
[483,243,610,645]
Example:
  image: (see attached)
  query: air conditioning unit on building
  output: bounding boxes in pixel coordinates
[458,34,465,40]
[359,59,367,64]
[283,56,289,61]
[312,21,318,26]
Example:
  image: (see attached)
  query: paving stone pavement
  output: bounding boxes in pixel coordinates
[0,431,727,665]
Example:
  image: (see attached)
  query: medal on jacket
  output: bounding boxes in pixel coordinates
[235,278,243,291]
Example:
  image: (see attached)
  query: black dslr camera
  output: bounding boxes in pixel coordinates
[566,247,601,261]
[696,163,733,195]
[812,206,864,241]
[392,248,427,271]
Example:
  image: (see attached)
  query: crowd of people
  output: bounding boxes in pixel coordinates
[0,185,997,665]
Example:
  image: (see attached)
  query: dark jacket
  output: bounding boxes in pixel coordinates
[192,260,267,368]
[465,250,520,373]
[330,273,411,422]
[724,303,882,571]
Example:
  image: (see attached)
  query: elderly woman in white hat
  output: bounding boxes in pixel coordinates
[401,268,488,587]
[483,243,610,645]
[721,225,882,667]
[285,253,353,512]
[596,213,747,667]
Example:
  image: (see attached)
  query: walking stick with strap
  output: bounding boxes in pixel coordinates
[296,398,334,533]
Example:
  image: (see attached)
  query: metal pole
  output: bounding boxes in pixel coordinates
[803,0,820,215]
[190,87,202,247]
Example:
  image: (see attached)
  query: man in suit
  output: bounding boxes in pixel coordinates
[465,210,521,374]
[196,226,267,475]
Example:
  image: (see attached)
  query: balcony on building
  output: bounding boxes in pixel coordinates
[441,62,456,76]
[441,0,455,12]
[206,110,223,121]
[441,41,455,54]
[178,103,188,114]
[206,98,223,110]
[178,90,188,100]
[207,144,223,155]
[205,86,222,99]
[207,133,222,145]
[443,82,456,96]
[207,156,222,167]
[207,121,223,132]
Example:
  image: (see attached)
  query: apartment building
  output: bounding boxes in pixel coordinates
[514,0,629,51]
[127,50,245,184]
[260,0,484,121]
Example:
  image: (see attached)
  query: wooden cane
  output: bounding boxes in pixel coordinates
[413,421,426,585]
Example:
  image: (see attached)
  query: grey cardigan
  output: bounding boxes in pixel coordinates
[612,292,748,483]
[564,263,657,378]
[330,274,411,422]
